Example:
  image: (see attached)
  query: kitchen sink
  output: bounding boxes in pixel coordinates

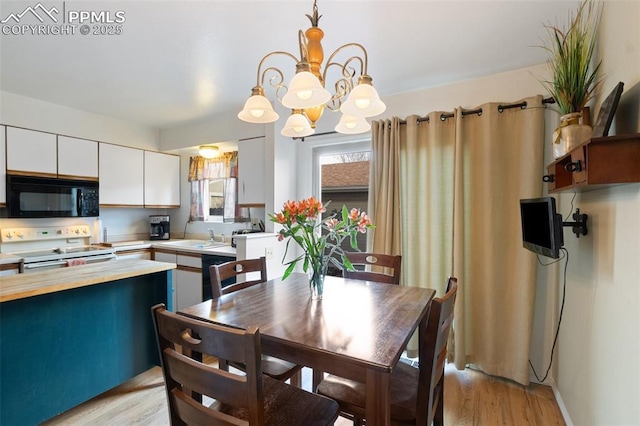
[155,239,227,249]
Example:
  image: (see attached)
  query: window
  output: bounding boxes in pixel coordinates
[188,152,238,222]
[313,142,371,276]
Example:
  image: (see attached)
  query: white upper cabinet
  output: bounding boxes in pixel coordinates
[58,136,98,179]
[144,151,180,207]
[6,127,57,176]
[99,143,144,206]
[0,126,6,205]
[237,138,265,205]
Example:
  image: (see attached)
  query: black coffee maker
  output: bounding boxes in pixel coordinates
[149,215,170,240]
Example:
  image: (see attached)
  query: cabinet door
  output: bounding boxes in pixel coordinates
[0,126,5,205]
[144,151,180,207]
[6,127,57,176]
[99,143,144,206]
[175,269,203,311]
[154,251,178,310]
[58,136,98,179]
[237,138,265,205]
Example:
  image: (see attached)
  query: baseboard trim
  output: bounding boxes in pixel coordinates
[550,380,573,426]
[529,374,572,426]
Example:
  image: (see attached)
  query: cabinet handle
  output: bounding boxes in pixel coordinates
[542,174,555,183]
[564,161,583,173]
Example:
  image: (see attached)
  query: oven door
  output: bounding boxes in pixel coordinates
[23,253,116,273]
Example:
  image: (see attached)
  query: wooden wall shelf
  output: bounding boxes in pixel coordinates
[544,133,640,192]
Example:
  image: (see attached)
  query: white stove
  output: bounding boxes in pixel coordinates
[1,226,116,272]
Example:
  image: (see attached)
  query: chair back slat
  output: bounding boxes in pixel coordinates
[416,276,458,425]
[171,388,247,426]
[211,257,267,298]
[343,252,402,285]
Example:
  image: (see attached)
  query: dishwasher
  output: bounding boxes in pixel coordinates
[201,254,236,301]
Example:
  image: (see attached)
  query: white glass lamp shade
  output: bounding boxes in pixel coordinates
[281,112,314,137]
[282,71,331,109]
[199,145,219,158]
[340,81,386,118]
[238,94,279,123]
[335,114,371,134]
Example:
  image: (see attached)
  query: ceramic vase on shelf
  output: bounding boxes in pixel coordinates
[308,259,328,300]
[553,112,593,159]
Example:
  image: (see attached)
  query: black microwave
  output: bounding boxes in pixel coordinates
[6,175,99,218]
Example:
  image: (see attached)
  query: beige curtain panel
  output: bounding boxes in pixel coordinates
[370,95,544,385]
[369,118,402,258]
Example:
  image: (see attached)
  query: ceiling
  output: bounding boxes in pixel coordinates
[0,1,580,130]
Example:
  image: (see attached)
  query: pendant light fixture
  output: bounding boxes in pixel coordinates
[237,0,386,138]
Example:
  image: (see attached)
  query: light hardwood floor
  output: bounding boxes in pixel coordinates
[43,364,565,425]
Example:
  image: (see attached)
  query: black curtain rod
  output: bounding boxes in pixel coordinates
[294,97,556,140]
[407,96,556,125]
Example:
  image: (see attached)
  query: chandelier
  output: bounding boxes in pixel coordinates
[237,0,386,137]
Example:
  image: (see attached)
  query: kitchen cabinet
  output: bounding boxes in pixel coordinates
[99,143,144,207]
[116,248,151,260]
[154,250,202,311]
[237,138,265,206]
[58,136,98,179]
[0,261,21,276]
[6,127,57,176]
[144,151,180,207]
[545,133,640,192]
[0,126,5,205]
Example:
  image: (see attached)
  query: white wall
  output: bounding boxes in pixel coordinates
[554,2,640,425]
[0,91,159,149]
[159,109,264,151]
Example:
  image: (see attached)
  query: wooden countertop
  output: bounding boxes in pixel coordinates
[0,259,176,303]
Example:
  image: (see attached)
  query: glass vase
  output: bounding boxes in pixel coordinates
[308,260,328,300]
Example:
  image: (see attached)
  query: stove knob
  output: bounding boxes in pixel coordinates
[5,232,12,239]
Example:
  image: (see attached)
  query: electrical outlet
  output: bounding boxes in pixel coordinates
[265,246,274,260]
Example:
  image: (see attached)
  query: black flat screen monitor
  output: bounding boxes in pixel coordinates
[520,197,564,259]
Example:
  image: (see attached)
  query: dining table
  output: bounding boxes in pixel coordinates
[178,272,435,425]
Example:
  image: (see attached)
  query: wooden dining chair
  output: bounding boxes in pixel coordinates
[151,304,339,425]
[316,277,458,426]
[343,252,402,285]
[210,257,303,387]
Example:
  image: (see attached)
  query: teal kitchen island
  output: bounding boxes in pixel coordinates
[0,259,175,425]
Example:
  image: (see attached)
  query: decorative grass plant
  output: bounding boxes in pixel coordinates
[540,0,604,115]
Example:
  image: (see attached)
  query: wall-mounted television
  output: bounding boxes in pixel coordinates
[519,197,564,259]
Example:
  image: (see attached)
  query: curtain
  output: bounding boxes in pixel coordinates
[369,95,544,384]
[188,152,239,221]
[399,112,456,357]
[451,96,544,385]
[368,118,402,265]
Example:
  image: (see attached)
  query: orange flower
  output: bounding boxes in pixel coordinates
[283,200,297,216]
[349,208,360,221]
[274,212,287,224]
